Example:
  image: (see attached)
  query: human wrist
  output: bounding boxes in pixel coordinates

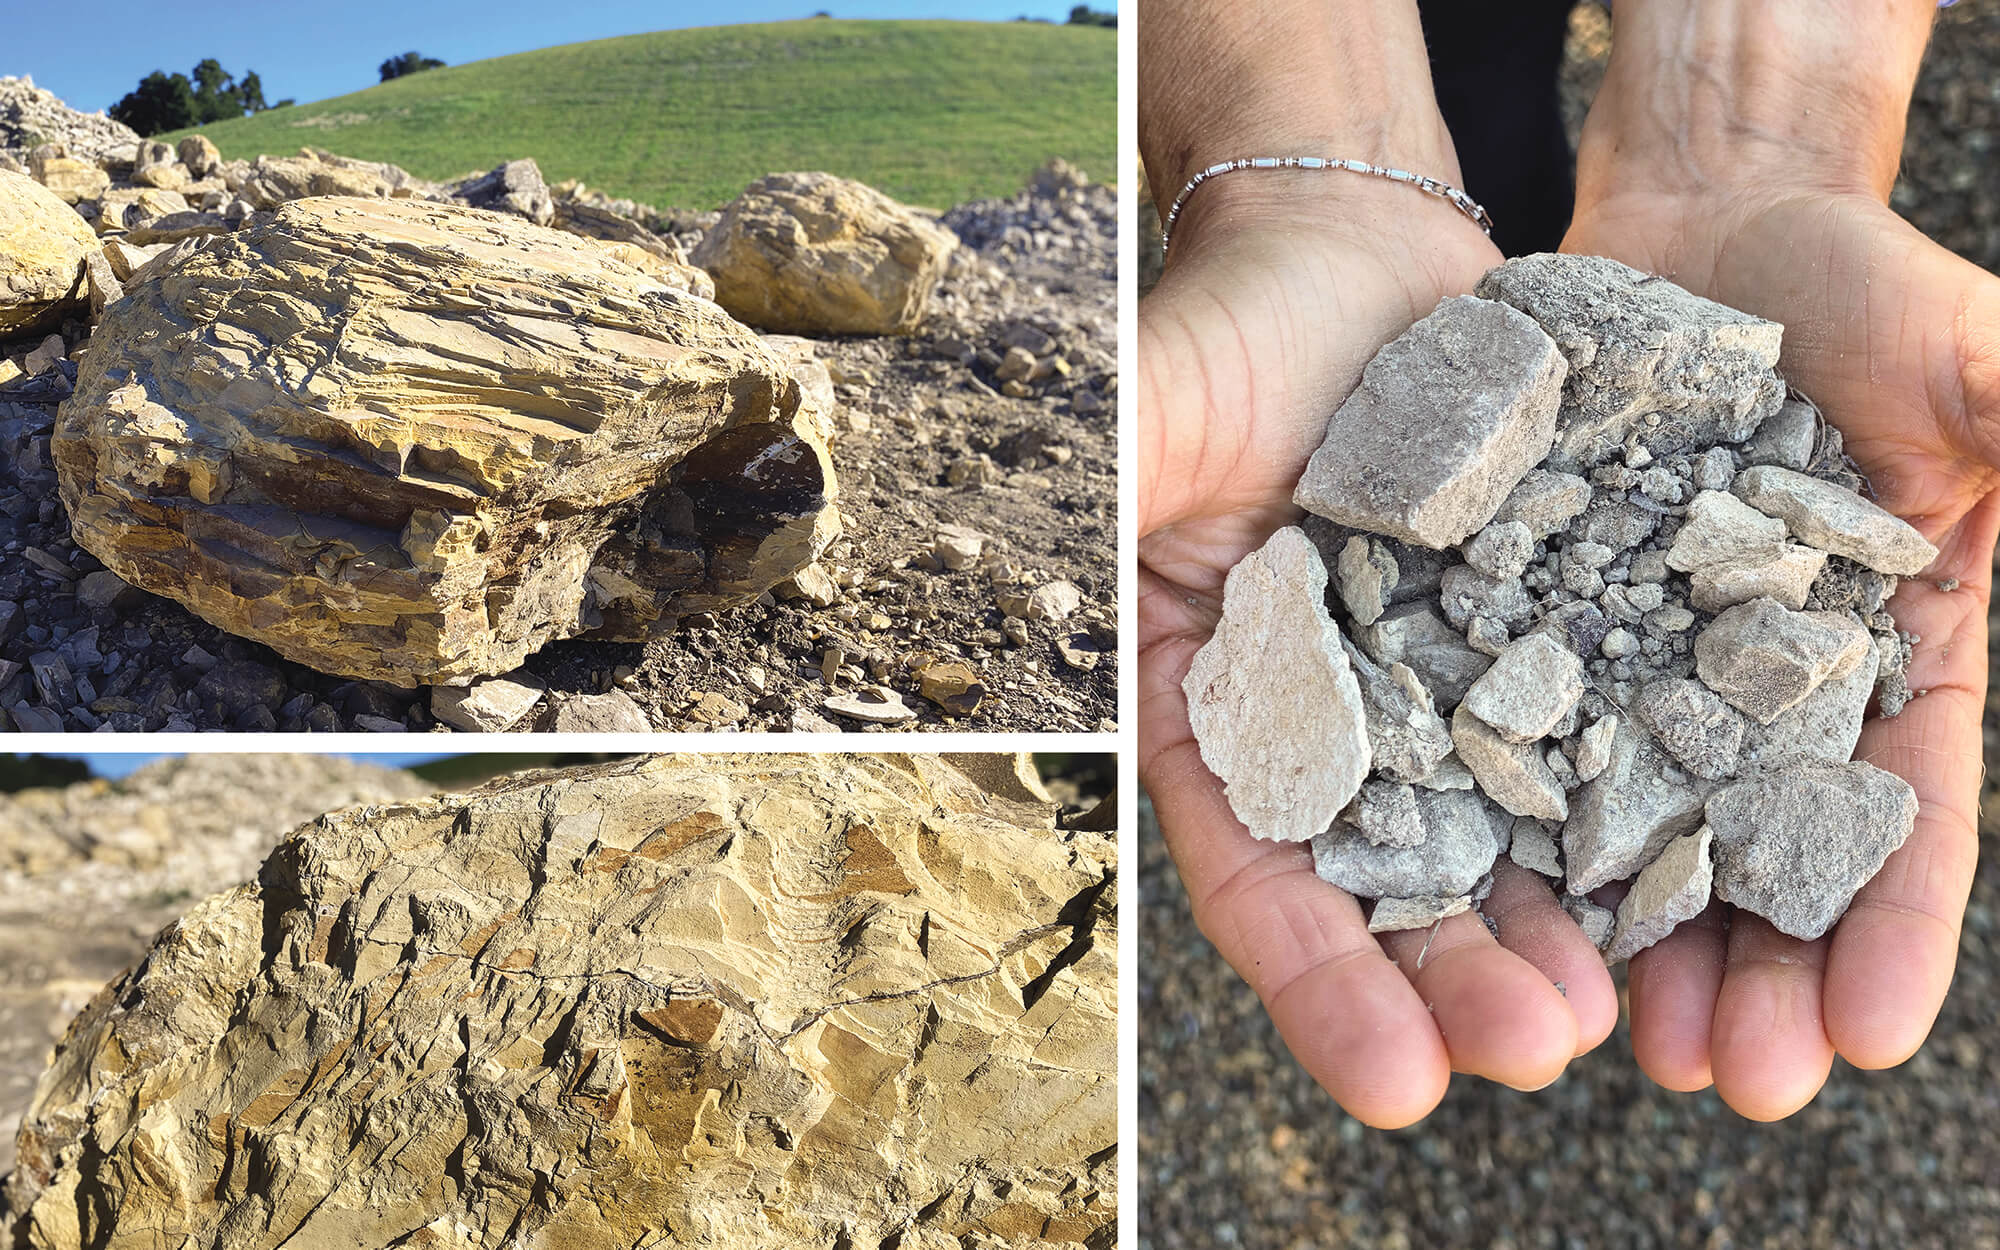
[1583,0,1935,203]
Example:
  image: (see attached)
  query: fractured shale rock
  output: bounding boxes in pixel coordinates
[692,171,958,336]
[1184,527,1371,841]
[0,169,98,336]
[1294,295,1567,548]
[1187,256,1937,965]
[1,754,1116,1249]
[51,197,839,686]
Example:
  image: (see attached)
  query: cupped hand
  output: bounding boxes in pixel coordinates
[1564,166,2000,1121]
[1137,185,1623,1129]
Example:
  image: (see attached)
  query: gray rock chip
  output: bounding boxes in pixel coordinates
[1563,719,1711,894]
[1368,893,1475,933]
[1357,603,1492,710]
[1705,760,1919,939]
[1462,520,1535,581]
[1564,894,1616,950]
[1346,779,1427,848]
[547,690,652,732]
[1733,465,1939,575]
[1740,398,1819,471]
[1439,564,1535,632]
[1334,535,1399,627]
[1494,468,1593,539]
[1606,826,1714,962]
[1736,649,1874,773]
[1633,678,1747,781]
[1571,498,1661,550]
[1509,817,1563,877]
[1343,640,1456,784]
[1312,786,1507,898]
[1462,633,1585,744]
[1474,253,1785,470]
[1665,489,1789,573]
[1693,598,1874,724]
[1412,753,1476,791]
[1294,295,1567,548]
[1687,544,1828,612]
[1573,715,1619,782]
[1183,527,1371,841]
[430,671,546,733]
[1450,705,1569,821]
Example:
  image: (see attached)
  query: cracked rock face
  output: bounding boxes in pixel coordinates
[52,196,839,686]
[0,754,1115,1250]
[692,171,958,336]
[1,169,98,336]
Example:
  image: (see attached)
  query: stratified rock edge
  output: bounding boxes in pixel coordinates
[1,754,1116,1249]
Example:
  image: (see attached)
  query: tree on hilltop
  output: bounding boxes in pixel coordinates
[110,60,278,136]
[1067,5,1116,26]
[379,51,448,82]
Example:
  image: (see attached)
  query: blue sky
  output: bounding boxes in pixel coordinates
[10,1,1112,116]
[40,753,452,778]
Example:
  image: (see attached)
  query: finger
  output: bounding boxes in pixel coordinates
[1625,898,1728,1092]
[1824,519,1993,1067]
[1139,630,1450,1128]
[1708,913,1835,1121]
[1375,905,1579,1091]
[1479,860,1620,1056]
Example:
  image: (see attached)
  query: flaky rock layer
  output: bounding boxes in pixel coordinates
[2,754,1115,1249]
[53,197,839,685]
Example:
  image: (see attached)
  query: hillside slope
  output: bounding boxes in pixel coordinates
[164,19,1113,211]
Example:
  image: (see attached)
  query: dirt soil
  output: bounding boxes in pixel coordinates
[0,169,1116,734]
[1139,3,2000,1246]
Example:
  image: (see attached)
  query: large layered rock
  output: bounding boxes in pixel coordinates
[2,754,1116,1249]
[693,171,957,336]
[52,196,839,685]
[0,169,98,336]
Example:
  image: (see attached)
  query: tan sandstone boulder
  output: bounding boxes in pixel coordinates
[25,144,107,204]
[0,169,97,336]
[1,753,1117,1250]
[693,171,957,336]
[53,196,840,686]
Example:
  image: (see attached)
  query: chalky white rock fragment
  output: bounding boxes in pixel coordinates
[1294,296,1567,548]
[1183,527,1371,841]
[1312,786,1508,898]
[1606,826,1714,963]
[1693,598,1874,724]
[1733,465,1939,576]
[1450,705,1569,821]
[1664,490,1788,574]
[1562,720,1711,894]
[1461,633,1584,744]
[1368,893,1474,933]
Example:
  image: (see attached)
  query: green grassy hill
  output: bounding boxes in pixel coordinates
[163,19,1113,212]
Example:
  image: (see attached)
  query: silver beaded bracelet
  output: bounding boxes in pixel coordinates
[1160,156,1494,258]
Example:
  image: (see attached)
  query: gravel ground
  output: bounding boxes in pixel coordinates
[1139,4,2000,1245]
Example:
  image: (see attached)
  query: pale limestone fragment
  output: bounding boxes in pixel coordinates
[1493,468,1593,540]
[1335,535,1398,626]
[1632,678,1747,781]
[1687,544,1827,612]
[1739,399,1819,471]
[1606,827,1714,963]
[1563,719,1711,894]
[1312,786,1507,898]
[1343,640,1455,784]
[1294,295,1567,548]
[1735,652,1874,774]
[1461,633,1584,744]
[1346,779,1426,848]
[1462,520,1535,582]
[1664,490,1788,573]
[1706,760,1919,939]
[1573,715,1619,782]
[1693,599,1874,724]
[1474,253,1785,469]
[1563,895,1616,950]
[1733,465,1939,576]
[1509,818,1562,877]
[1450,705,1568,821]
[1184,527,1371,841]
[1368,894,1474,933]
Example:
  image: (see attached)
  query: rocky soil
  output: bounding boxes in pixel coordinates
[0,753,1117,1249]
[1141,3,2000,1245]
[0,77,1115,734]
[0,755,433,1176]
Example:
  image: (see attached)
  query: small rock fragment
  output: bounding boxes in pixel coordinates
[824,686,918,724]
[1312,786,1507,898]
[1509,818,1562,877]
[1563,720,1711,894]
[1705,761,1919,939]
[1450,705,1569,821]
[1573,715,1618,782]
[1494,468,1593,539]
[1439,565,1534,632]
[1693,598,1874,724]
[1606,827,1714,963]
[1735,651,1874,773]
[933,524,986,570]
[1563,894,1616,950]
[548,690,652,732]
[1664,490,1789,573]
[1740,399,1818,470]
[1461,633,1584,744]
[1346,779,1427,848]
[1343,642,1455,784]
[430,672,547,733]
[1687,544,1827,612]
[1733,465,1939,576]
[1294,295,1567,548]
[1183,528,1371,841]
[915,660,983,716]
[1334,535,1398,626]
[1357,604,1492,709]
[1462,520,1535,582]
[1632,678,1747,781]
[1368,894,1474,933]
